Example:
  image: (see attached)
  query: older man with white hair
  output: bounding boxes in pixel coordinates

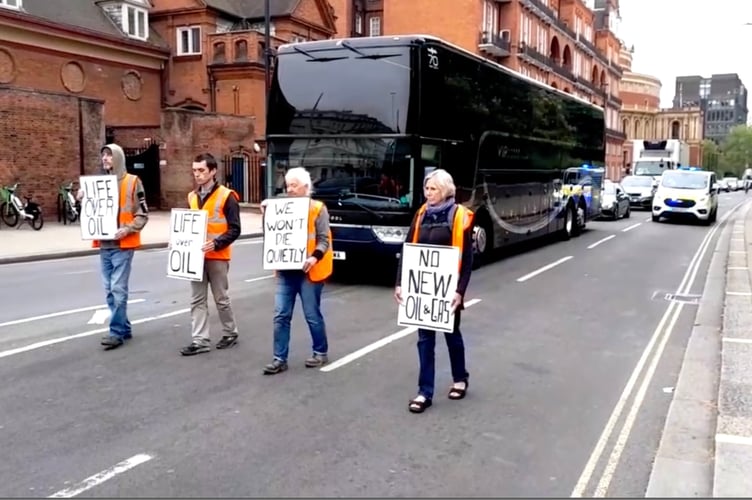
[261,167,334,374]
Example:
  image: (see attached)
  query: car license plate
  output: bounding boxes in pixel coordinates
[332,251,346,260]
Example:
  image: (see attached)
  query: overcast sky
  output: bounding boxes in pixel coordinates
[618,0,751,110]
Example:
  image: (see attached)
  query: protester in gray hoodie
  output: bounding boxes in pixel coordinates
[79,144,148,350]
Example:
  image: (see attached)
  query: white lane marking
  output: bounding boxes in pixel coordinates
[244,275,274,283]
[728,266,749,270]
[621,223,641,232]
[727,291,752,296]
[61,270,94,275]
[321,298,482,372]
[716,434,752,446]
[48,453,153,498]
[730,251,746,254]
[572,199,749,497]
[587,235,616,250]
[87,309,111,325]
[722,337,752,344]
[0,308,189,359]
[732,238,745,242]
[0,299,146,328]
[516,256,573,283]
[644,217,652,222]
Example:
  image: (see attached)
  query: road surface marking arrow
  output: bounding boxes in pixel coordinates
[87,309,111,325]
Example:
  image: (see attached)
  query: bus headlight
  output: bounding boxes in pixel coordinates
[372,226,410,243]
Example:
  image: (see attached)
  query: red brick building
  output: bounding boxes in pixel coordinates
[0,0,169,214]
[148,0,336,202]
[328,0,626,180]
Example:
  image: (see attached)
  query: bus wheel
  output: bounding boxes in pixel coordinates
[472,217,492,268]
[560,204,574,241]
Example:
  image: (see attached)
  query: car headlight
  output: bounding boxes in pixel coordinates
[372,226,410,243]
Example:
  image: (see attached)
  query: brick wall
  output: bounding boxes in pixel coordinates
[160,108,255,208]
[108,126,162,149]
[0,86,104,217]
[0,42,162,127]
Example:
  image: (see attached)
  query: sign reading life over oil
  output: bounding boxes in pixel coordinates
[262,197,310,270]
[397,243,460,333]
[166,209,207,281]
[79,175,119,240]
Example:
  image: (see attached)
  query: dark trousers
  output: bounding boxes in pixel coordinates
[416,311,468,399]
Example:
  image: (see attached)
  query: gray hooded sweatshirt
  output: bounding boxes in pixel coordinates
[98,143,149,249]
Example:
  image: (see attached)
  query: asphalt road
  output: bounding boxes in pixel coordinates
[0,192,747,498]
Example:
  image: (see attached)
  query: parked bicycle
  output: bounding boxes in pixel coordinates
[57,181,80,224]
[0,183,44,230]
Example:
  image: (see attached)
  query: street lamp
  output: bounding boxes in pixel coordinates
[264,0,271,105]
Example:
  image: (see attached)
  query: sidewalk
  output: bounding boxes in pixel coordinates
[0,210,263,264]
[646,200,752,497]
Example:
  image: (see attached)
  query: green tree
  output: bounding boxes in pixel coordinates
[702,139,720,172]
[720,125,752,176]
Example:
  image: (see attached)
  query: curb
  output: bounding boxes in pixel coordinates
[0,232,263,265]
[644,208,732,497]
[713,202,752,497]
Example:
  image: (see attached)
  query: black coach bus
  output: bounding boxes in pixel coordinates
[265,34,605,269]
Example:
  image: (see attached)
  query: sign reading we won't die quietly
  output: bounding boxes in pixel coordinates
[80,175,119,240]
[398,243,460,333]
[262,197,310,270]
[166,209,207,281]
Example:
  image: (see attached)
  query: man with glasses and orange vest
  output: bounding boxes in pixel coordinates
[79,143,150,351]
[180,153,242,356]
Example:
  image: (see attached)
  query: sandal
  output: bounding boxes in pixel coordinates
[408,396,432,413]
[448,379,469,400]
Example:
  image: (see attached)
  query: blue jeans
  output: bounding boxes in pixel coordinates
[273,271,327,362]
[99,248,135,339]
[417,311,468,399]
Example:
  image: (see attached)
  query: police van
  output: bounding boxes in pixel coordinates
[651,167,719,225]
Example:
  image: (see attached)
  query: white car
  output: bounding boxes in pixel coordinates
[652,168,719,225]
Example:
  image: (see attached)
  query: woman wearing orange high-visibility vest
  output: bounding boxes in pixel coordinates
[394,169,475,414]
[261,167,334,375]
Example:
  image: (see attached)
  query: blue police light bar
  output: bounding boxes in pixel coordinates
[678,166,702,171]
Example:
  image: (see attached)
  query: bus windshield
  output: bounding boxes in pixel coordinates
[269,137,415,210]
[267,44,411,135]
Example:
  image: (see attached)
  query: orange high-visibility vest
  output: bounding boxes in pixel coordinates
[92,173,142,250]
[307,200,333,282]
[188,185,238,261]
[411,203,474,272]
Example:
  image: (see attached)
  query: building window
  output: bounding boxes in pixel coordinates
[122,4,148,40]
[355,14,363,34]
[369,17,381,37]
[0,0,21,9]
[177,26,201,55]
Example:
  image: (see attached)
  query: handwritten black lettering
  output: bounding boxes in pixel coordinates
[274,200,295,216]
[418,249,440,267]
[407,269,454,296]
[81,177,117,238]
[403,295,452,326]
[264,217,306,232]
[169,248,198,277]
[265,248,305,265]
[173,211,202,235]
[275,232,292,246]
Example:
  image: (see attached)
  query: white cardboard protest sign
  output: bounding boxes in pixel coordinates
[262,197,310,271]
[80,175,119,240]
[166,209,208,281]
[397,243,461,333]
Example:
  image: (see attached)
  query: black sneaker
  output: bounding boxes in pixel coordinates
[216,335,238,349]
[180,343,210,356]
[263,359,288,375]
